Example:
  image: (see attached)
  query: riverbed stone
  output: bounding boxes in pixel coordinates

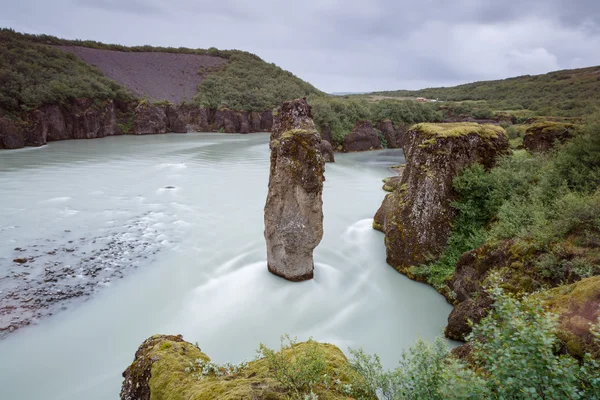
[264,98,325,281]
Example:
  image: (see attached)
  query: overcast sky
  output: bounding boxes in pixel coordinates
[2,0,600,92]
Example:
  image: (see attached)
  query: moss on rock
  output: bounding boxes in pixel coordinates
[539,276,600,359]
[121,335,362,400]
[412,122,506,139]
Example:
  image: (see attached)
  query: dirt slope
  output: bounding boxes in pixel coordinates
[58,46,226,103]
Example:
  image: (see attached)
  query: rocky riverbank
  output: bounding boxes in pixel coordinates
[0,99,274,150]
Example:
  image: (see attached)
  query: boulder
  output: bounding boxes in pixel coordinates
[264,98,325,281]
[133,102,168,135]
[120,335,362,400]
[0,116,25,149]
[374,123,509,276]
[320,140,335,163]
[523,122,578,152]
[342,121,381,152]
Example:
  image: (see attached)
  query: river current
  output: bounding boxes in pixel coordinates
[0,133,452,399]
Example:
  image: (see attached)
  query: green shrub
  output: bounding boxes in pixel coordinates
[468,284,600,399]
[257,335,328,399]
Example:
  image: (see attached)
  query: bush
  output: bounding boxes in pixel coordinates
[348,286,600,399]
[257,335,328,399]
[468,283,600,399]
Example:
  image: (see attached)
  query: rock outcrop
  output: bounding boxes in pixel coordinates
[523,121,578,152]
[133,101,168,135]
[320,139,335,163]
[1,100,275,150]
[377,119,400,148]
[0,116,24,149]
[342,121,382,152]
[121,335,363,400]
[374,123,509,277]
[264,98,325,281]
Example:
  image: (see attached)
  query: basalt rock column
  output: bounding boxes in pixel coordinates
[264,98,325,281]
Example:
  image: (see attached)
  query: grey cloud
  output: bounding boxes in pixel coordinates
[75,0,164,15]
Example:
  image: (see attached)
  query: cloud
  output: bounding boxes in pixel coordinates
[75,0,163,15]
[0,0,599,92]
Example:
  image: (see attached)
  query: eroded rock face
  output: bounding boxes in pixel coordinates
[374,124,509,277]
[0,116,24,149]
[133,102,168,135]
[523,122,577,153]
[264,98,325,281]
[377,120,399,148]
[342,121,382,152]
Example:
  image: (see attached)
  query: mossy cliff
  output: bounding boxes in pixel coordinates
[373,123,509,277]
[120,335,360,400]
[264,98,325,281]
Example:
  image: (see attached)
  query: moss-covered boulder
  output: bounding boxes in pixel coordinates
[539,276,600,359]
[374,123,509,276]
[523,121,578,152]
[120,335,363,400]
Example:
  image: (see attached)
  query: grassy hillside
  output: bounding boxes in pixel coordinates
[372,66,600,117]
[0,29,134,115]
[0,28,323,114]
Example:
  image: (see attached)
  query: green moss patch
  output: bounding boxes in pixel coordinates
[412,122,506,139]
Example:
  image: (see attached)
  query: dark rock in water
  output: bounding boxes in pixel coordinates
[523,122,577,153]
[12,258,27,264]
[374,123,509,278]
[164,186,177,189]
[342,121,382,152]
[320,140,335,163]
[133,102,168,135]
[264,98,325,281]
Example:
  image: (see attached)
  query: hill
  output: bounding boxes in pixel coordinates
[0,28,323,114]
[371,66,600,117]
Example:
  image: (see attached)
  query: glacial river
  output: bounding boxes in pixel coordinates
[0,133,452,400]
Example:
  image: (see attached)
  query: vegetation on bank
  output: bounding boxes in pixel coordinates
[347,285,600,399]
[0,28,134,114]
[411,115,600,292]
[308,96,443,145]
[371,66,600,118]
